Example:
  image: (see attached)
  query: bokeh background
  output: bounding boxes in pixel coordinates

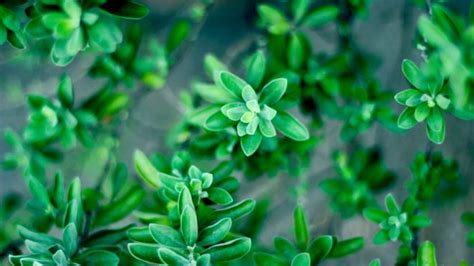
[0,0,473,264]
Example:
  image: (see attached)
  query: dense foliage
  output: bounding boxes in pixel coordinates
[0,0,472,265]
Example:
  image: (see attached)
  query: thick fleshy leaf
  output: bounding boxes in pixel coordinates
[363,208,389,223]
[149,224,186,248]
[205,199,256,224]
[253,252,287,266]
[198,218,232,247]
[63,223,78,257]
[205,111,234,131]
[301,6,339,28]
[166,19,191,53]
[394,89,422,105]
[417,241,437,266]
[247,50,266,88]
[288,33,305,70]
[292,0,310,22]
[273,111,309,141]
[294,206,309,250]
[291,253,310,266]
[92,185,145,227]
[426,107,444,132]
[134,150,160,188]
[259,119,276,137]
[259,78,287,105]
[308,235,333,263]
[384,194,400,215]
[414,103,430,122]
[100,1,149,19]
[128,243,162,264]
[397,107,417,129]
[426,121,445,144]
[402,59,426,91]
[158,247,189,264]
[219,71,248,99]
[208,187,233,205]
[327,237,364,258]
[203,237,251,262]
[240,132,262,156]
[181,206,198,246]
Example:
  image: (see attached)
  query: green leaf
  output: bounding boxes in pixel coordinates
[409,215,432,228]
[302,6,339,28]
[426,107,443,132]
[204,54,228,81]
[198,218,232,247]
[7,30,25,49]
[181,206,198,246]
[291,253,310,266]
[259,78,287,105]
[384,194,400,215]
[363,208,389,223]
[435,94,450,110]
[308,235,333,263]
[288,33,305,70]
[205,111,234,131]
[370,259,381,266]
[401,59,425,90]
[127,226,155,243]
[127,243,162,264]
[74,250,119,266]
[273,111,309,141]
[207,187,233,205]
[203,237,251,262]
[294,205,309,250]
[166,19,191,53]
[206,199,256,224]
[257,4,288,26]
[219,71,248,99]
[134,150,160,188]
[373,230,390,245]
[259,118,276,137]
[426,121,445,144]
[274,236,298,258]
[92,185,145,227]
[100,1,149,19]
[193,82,236,104]
[328,237,364,258]
[240,132,263,156]
[197,254,211,266]
[397,107,417,129]
[418,16,450,47]
[27,177,52,212]
[247,50,266,88]
[178,186,194,215]
[57,74,74,107]
[417,241,437,266]
[17,226,59,245]
[394,89,422,105]
[53,250,67,265]
[158,247,189,265]
[292,0,310,22]
[149,224,186,248]
[88,20,122,53]
[63,223,78,257]
[414,103,430,122]
[253,252,287,266]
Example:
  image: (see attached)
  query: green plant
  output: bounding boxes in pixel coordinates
[0,0,472,265]
[253,205,364,266]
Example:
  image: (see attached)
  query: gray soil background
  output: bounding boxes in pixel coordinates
[0,0,473,264]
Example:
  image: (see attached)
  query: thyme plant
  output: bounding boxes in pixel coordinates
[0,0,472,265]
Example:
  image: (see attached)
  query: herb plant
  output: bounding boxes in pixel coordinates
[0,0,472,265]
